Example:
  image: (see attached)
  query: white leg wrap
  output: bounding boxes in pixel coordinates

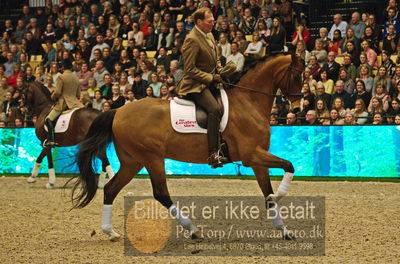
[169,204,198,233]
[48,168,56,185]
[276,172,293,198]
[101,204,113,233]
[98,171,107,189]
[31,162,40,177]
[106,165,115,179]
[268,203,284,229]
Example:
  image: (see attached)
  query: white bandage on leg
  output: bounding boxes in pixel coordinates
[169,204,199,233]
[276,172,294,197]
[101,204,113,234]
[268,203,284,229]
[48,168,56,185]
[106,165,115,179]
[32,162,40,177]
[98,171,107,189]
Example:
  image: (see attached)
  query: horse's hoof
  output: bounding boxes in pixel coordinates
[45,183,55,189]
[27,176,37,183]
[191,231,204,240]
[282,227,296,241]
[108,230,121,242]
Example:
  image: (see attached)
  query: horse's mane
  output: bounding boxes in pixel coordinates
[227,52,291,85]
[31,81,52,101]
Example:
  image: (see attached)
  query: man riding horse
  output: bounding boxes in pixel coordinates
[44,59,83,147]
[176,7,236,168]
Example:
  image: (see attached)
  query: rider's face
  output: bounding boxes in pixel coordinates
[197,11,214,34]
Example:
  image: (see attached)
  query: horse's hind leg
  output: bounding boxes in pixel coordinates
[98,154,114,189]
[45,148,56,189]
[145,158,201,239]
[102,160,143,241]
[27,148,48,183]
[252,167,294,240]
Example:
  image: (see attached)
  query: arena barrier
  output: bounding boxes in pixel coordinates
[0,126,399,177]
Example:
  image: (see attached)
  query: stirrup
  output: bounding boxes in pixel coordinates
[43,139,58,148]
[208,150,228,169]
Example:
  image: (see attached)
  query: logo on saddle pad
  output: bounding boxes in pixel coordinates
[170,88,229,134]
[44,108,79,133]
[175,119,198,128]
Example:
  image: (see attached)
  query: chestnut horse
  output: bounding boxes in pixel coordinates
[23,82,114,188]
[72,53,304,240]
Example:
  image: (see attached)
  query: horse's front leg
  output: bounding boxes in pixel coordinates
[249,146,294,201]
[27,148,48,183]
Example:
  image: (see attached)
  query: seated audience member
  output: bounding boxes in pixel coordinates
[328,14,348,40]
[352,99,369,125]
[320,51,341,82]
[286,112,299,125]
[354,80,372,107]
[338,68,355,95]
[343,110,356,125]
[328,29,343,55]
[349,12,366,39]
[132,72,148,99]
[307,55,320,80]
[315,83,332,108]
[102,101,112,112]
[92,90,106,111]
[226,42,245,73]
[93,60,110,88]
[169,60,184,85]
[357,64,374,93]
[244,32,263,59]
[395,113,400,124]
[315,99,330,124]
[110,84,125,109]
[341,54,357,81]
[324,108,344,125]
[382,23,399,55]
[331,97,347,117]
[100,74,113,100]
[310,39,327,67]
[318,70,334,95]
[373,66,392,95]
[145,86,155,98]
[360,40,377,69]
[371,112,384,125]
[305,110,321,125]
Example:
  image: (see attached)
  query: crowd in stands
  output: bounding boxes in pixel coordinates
[0,0,400,128]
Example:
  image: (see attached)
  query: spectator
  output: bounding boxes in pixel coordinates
[86,78,98,99]
[256,8,272,31]
[311,39,328,67]
[155,47,171,73]
[160,84,173,101]
[356,53,373,80]
[23,67,35,83]
[352,98,369,125]
[343,41,360,67]
[93,60,110,88]
[7,64,23,88]
[303,67,317,93]
[44,75,55,94]
[233,30,248,54]
[342,110,356,125]
[35,66,46,84]
[304,110,320,125]
[372,112,384,125]
[144,25,158,51]
[317,27,329,49]
[362,26,379,53]
[381,50,396,77]
[341,55,357,81]
[90,34,110,61]
[226,42,245,73]
[125,90,138,103]
[145,86,155,98]
[368,96,386,117]
[324,108,344,125]
[76,63,93,91]
[328,29,343,55]
[368,14,381,40]
[13,20,27,44]
[100,74,113,100]
[175,21,188,40]
[354,80,372,107]
[318,70,334,94]
[349,12,366,39]
[286,112,299,125]
[393,79,400,100]
[118,73,132,96]
[1,91,18,117]
[387,98,400,123]
[307,55,320,80]
[102,47,115,73]
[315,82,332,107]
[244,32,263,59]
[265,17,286,53]
[300,82,315,111]
[156,64,168,84]
[110,38,123,59]
[395,113,400,124]
[3,52,16,76]
[384,7,400,37]
[132,72,148,99]
[139,59,154,82]
[148,73,162,98]
[102,101,112,112]
[270,114,279,125]
[331,80,352,109]
[339,68,355,95]
[315,99,330,124]
[170,60,184,85]
[321,51,341,82]
[295,40,310,63]
[373,66,392,95]
[110,84,125,109]
[239,8,256,35]
[371,83,390,111]
[360,40,377,69]
[218,33,231,59]
[340,28,359,54]
[157,23,173,50]
[328,14,348,40]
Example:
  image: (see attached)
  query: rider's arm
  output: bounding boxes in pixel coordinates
[182,37,213,84]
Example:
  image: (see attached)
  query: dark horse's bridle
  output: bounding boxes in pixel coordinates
[222,61,304,98]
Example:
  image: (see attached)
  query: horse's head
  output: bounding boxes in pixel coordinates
[21,82,53,116]
[277,53,305,103]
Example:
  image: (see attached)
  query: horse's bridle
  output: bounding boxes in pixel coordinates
[222,63,304,98]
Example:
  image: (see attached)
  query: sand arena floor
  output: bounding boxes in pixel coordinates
[0,177,398,264]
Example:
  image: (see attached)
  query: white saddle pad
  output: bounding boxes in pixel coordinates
[44,108,79,133]
[170,88,229,134]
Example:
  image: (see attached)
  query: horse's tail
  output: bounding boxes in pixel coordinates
[70,109,117,209]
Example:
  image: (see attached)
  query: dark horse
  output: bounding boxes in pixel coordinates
[23,82,114,188]
[72,53,304,241]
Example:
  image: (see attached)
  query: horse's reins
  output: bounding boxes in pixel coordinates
[221,65,303,98]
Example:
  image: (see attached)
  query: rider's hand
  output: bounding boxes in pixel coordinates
[213,74,222,83]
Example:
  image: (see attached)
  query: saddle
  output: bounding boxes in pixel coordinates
[44,108,79,133]
[171,88,229,133]
[170,88,231,162]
